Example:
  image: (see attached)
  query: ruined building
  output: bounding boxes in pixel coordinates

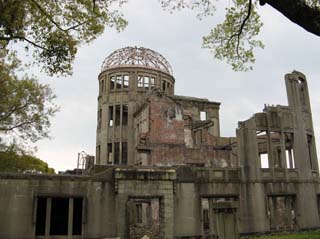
[0,47,320,239]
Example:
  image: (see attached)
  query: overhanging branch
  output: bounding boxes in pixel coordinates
[260,0,320,36]
[227,0,252,61]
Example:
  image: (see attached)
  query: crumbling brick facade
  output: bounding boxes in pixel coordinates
[0,48,320,239]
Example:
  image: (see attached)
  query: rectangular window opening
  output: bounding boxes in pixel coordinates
[107,143,113,164]
[201,198,209,231]
[200,111,207,121]
[260,153,269,168]
[72,198,83,235]
[50,197,69,235]
[35,197,47,235]
[98,109,102,129]
[114,142,120,164]
[96,145,101,164]
[35,197,83,236]
[123,75,129,88]
[110,76,115,90]
[136,203,143,224]
[122,104,128,126]
[286,149,295,169]
[307,134,314,169]
[138,76,144,88]
[144,76,150,89]
[162,80,166,91]
[115,105,121,126]
[150,77,155,89]
[116,75,122,89]
[109,106,114,127]
[121,142,128,165]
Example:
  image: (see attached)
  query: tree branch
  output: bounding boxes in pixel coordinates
[0,102,32,122]
[227,0,252,61]
[261,0,320,36]
[28,0,65,32]
[0,35,48,51]
[28,0,90,33]
[0,120,35,131]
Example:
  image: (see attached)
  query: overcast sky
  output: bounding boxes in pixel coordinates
[32,0,320,172]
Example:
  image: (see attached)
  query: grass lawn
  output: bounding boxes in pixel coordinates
[244,231,320,239]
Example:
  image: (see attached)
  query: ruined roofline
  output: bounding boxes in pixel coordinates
[101,46,174,76]
[0,172,91,181]
[170,95,221,106]
[263,104,292,112]
[98,64,175,82]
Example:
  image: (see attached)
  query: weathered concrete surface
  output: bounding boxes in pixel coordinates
[1,46,320,239]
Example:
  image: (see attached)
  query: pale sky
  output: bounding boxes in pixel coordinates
[32,0,320,172]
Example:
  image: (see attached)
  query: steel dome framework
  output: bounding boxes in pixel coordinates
[101,47,173,75]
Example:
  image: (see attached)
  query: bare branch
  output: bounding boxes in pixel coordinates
[226,0,252,61]
[28,0,65,31]
[0,120,36,131]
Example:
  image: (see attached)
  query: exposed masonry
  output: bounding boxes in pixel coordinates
[0,47,320,239]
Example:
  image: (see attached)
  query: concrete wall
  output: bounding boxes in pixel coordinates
[0,164,320,238]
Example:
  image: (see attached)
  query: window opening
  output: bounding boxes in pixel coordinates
[103,79,106,92]
[268,196,296,230]
[122,142,128,165]
[138,76,144,88]
[150,77,155,89]
[114,142,120,164]
[115,105,121,126]
[122,104,128,126]
[107,143,113,164]
[307,135,314,169]
[109,106,114,127]
[98,109,102,129]
[110,76,115,90]
[35,197,83,236]
[200,111,207,121]
[286,149,295,169]
[96,145,101,164]
[116,75,122,89]
[72,198,83,235]
[136,203,142,224]
[201,198,209,232]
[162,80,166,91]
[128,198,160,238]
[36,197,47,235]
[300,84,306,106]
[260,153,269,168]
[144,76,150,89]
[123,75,129,88]
[276,148,282,168]
[50,197,69,235]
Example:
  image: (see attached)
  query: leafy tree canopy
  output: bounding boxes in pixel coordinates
[0,0,318,150]
[0,0,127,76]
[1,0,319,73]
[160,0,320,71]
[0,144,55,173]
[0,51,58,147]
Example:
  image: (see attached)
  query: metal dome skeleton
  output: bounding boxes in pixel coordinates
[101,47,173,75]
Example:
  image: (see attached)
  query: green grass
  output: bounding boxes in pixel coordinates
[243,231,320,239]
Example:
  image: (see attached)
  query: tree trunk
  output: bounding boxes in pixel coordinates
[260,0,320,37]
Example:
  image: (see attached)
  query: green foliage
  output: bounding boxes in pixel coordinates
[0,0,128,76]
[243,230,320,239]
[0,51,58,144]
[0,148,55,174]
[203,0,264,71]
[160,0,320,71]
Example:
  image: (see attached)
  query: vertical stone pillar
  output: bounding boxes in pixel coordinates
[237,118,269,233]
[285,71,320,229]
